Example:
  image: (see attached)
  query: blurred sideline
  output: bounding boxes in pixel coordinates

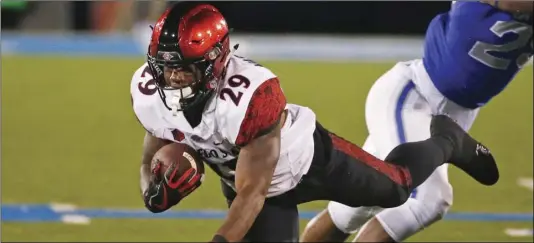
[2,32,424,62]
[3,33,533,65]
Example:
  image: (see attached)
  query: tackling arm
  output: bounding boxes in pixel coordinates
[213,78,287,242]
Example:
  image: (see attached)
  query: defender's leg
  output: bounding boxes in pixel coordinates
[308,115,497,243]
[301,209,352,242]
[303,61,497,243]
[301,60,413,243]
[354,165,452,242]
[351,60,489,243]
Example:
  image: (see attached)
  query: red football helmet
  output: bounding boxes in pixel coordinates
[147,2,232,113]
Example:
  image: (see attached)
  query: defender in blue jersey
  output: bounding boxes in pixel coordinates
[301,1,532,242]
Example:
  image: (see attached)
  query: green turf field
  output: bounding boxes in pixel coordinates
[2,56,532,242]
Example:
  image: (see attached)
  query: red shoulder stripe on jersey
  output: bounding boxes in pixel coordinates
[235,78,286,147]
[329,133,412,187]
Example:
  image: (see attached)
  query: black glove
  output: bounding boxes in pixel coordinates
[143,159,202,213]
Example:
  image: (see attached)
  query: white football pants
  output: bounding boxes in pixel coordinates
[327,59,480,241]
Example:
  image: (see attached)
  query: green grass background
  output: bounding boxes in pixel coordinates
[2,56,532,241]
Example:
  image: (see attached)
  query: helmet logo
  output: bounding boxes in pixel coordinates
[162,51,174,61]
[159,51,183,62]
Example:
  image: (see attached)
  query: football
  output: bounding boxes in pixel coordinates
[152,143,205,185]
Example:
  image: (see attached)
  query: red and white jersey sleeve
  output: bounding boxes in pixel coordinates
[215,57,287,147]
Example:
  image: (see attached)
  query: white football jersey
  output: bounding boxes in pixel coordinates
[130,55,317,197]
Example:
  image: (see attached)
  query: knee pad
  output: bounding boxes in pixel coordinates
[409,165,454,223]
[327,201,383,234]
[410,193,452,226]
[375,185,453,241]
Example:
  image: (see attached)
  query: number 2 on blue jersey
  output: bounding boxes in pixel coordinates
[469,20,533,70]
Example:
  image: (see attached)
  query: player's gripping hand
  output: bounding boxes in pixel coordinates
[143,159,202,213]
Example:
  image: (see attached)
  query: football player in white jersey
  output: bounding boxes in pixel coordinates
[131,2,500,242]
[301,1,533,242]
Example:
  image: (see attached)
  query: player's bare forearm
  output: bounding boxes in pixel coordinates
[139,132,171,193]
[216,188,265,242]
[214,113,285,242]
[140,164,152,194]
[214,141,279,242]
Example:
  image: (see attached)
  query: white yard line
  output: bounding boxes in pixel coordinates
[50,202,78,212]
[50,202,91,225]
[517,177,533,191]
[505,228,533,237]
[60,214,91,225]
[504,178,534,238]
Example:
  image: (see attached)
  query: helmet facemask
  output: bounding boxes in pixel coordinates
[146,1,232,117]
[147,43,224,116]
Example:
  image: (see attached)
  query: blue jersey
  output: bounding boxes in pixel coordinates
[423,1,533,109]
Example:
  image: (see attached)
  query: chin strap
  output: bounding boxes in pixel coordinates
[166,43,240,116]
[168,86,195,117]
[170,91,182,117]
